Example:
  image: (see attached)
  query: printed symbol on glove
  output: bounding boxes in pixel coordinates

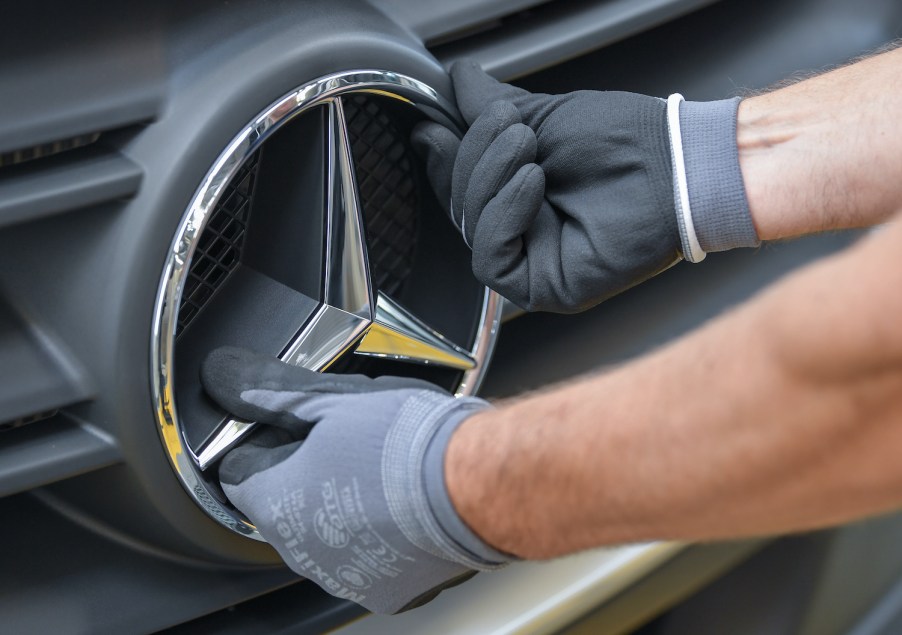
[337,565,373,590]
[314,507,350,548]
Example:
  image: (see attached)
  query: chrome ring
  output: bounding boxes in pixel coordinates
[151,70,502,540]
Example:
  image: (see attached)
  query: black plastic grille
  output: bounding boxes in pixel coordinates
[0,132,101,169]
[345,95,419,298]
[176,153,260,335]
[0,409,59,432]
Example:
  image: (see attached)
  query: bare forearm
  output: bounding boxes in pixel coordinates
[739,45,902,240]
[448,218,902,559]
[445,46,902,559]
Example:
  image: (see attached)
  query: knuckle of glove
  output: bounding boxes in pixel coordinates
[462,123,537,245]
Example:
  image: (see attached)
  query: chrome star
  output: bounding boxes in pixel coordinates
[195,96,475,470]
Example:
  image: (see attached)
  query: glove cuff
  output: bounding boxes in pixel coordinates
[422,399,514,568]
[674,96,759,256]
[383,391,509,571]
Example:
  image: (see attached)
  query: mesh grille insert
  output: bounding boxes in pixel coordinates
[176,152,260,335]
[345,95,419,298]
[175,95,420,335]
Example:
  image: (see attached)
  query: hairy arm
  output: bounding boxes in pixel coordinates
[450,214,902,559]
[446,47,902,559]
[740,45,902,239]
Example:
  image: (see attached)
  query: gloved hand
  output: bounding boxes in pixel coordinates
[201,346,508,615]
[412,60,757,313]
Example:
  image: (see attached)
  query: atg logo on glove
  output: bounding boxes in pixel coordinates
[337,565,373,590]
[314,481,350,548]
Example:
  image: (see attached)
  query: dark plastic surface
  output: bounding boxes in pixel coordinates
[516,0,902,100]
[167,582,367,635]
[0,3,165,154]
[0,414,119,498]
[370,0,549,43]
[429,0,720,79]
[0,493,301,634]
[241,107,328,303]
[0,146,142,231]
[0,299,94,424]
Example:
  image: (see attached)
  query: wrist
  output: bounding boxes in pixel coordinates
[736,93,812,241]
[383,391,506,571]
[416,395,511,568]
[443,407,525,557]
[737,48,902,239]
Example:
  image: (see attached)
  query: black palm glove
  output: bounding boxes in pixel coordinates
[412,60,682,313]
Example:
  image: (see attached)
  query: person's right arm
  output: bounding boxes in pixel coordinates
[444,45,902,558]
[412,46,902,313]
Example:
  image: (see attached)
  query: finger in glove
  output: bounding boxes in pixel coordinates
[462,121,537,247]
[200,346,441,432]
[452,101,522,238]
[218,426,302,487]
[410,121,460,216]
[470,163,547,309]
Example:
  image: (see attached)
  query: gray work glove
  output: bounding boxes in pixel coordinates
[200,346,509,615]
[412,60,757,313]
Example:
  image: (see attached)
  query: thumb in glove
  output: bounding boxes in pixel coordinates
[413,100,538,247]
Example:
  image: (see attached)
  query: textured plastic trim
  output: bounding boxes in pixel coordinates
[0,148,142,230]
[0,414,119,498]
[431,0,720,79]
[0,2,164,154]
[0,301,94,425]
[370,0,549,43]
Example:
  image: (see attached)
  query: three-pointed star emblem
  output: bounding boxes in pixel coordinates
[195,97,474,469]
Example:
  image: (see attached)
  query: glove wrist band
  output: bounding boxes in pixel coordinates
[422,400,514,567]
[667,95,760,260]
[383,391,509,571]
[667,93,706,263]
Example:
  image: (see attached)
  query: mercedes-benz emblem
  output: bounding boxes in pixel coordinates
[152,71,502,539]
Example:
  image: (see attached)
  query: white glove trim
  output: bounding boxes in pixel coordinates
[667,93,706,264]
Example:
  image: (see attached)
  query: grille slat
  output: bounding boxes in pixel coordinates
[0,409,59,432]
[0,133,101,169]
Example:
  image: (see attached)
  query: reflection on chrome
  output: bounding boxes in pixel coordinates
[356,292,476,370]
[325,98,374,319]
[196,304,371,470]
